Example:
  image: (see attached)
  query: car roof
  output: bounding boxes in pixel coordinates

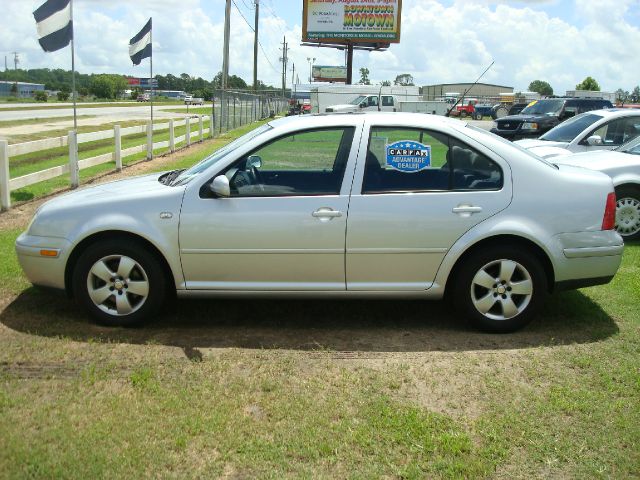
[585,108,640,118]
[269,111,468,129]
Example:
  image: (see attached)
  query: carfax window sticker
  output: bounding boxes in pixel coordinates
[385,140,431,173]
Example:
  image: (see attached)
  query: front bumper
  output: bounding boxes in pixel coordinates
[490,127,541,140]
[15,232,71,290]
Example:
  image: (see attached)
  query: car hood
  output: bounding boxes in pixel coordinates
[527,146,574,159]
[516,139,569,150]
[29,172,186,238]
[552,150,640,171]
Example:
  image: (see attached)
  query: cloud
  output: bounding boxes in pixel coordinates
[1,0,638,94]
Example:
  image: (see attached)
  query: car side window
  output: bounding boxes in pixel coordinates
[382,96,394,107]
[362,127,502,194]
[219,128,354,197]
[591,118,638,146]
[368,96,379,107]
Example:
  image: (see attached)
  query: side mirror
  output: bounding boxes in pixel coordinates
[210,175,230,197]
[586,135,603,146]
[247,155,262,169]
[360,102,366,108]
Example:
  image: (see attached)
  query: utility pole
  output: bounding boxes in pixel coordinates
[291,63,296,100]
[307,57,315,83]
[280,37,288,97]
[12,52,19,72]
[221,0,231,128]
[253,0,259,92]
[4,56,7,72]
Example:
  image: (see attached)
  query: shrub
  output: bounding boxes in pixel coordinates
[34,91,48,102]
[57,91,70,101]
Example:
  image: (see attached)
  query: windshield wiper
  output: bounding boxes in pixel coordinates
[159,169,185,186]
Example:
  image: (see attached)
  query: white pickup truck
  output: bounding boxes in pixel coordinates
[325,94,397,113]
[184,95,204,106]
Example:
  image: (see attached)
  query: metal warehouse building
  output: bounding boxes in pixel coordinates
[0,80,45,98]
[422,82,513,100]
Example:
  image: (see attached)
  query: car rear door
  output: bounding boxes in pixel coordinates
[345,121,512,291]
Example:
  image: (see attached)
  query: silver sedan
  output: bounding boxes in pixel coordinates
[16,113,623,332]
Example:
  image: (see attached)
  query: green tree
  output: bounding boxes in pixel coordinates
[615,88,629,105]
[575,76,600,91]
[358,68,370,85]
[394,73,414,86]
[528,80,553,96]
[57,91,70,101]
[89,74,128,99]
[380,80,391,86]
[631,86,640,103]
[9,82,18,96]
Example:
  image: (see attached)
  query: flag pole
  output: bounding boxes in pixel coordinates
[70,0,77,131]
[149,17,153,160]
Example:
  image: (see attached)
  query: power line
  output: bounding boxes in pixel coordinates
[231,0,279,73]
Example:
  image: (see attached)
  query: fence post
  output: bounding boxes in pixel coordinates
[186,117,191,147]
[114,125,122,172]
[233,97,237,129]
[0,140,10,211]
[211,98,216,138]
[199,115,204,142]
[146,122,153,160]
[69,130,79,188]
[169,119,175,152]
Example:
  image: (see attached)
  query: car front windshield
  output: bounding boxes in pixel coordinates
[617,135,640,155]
[349,96,366,105]
[540,113,603,142]
[520,99,565,116]
[170,123,273,186]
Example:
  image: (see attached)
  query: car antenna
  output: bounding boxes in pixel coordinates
[445,60,495,117]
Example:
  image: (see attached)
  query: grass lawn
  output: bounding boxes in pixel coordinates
[0,120,638,478]
[0,115,95,129]
[0,101,185,112]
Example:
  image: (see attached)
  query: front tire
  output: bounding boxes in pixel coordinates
[615,186,640,240]
[72,240,166,327]
[453,246,547,333]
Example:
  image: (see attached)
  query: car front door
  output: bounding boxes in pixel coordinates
[574,116,640,152]
[178,126,359,291]
[345,123,512,291]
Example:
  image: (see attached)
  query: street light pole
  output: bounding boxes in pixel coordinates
[307,57,315,83]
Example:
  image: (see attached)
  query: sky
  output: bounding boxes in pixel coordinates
[1,0,639,94]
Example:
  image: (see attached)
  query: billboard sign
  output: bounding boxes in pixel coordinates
[302,0,402,44]
[312,65,348,82]
[127,77,157,88]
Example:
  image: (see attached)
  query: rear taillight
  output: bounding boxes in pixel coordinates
[602,192,616,230]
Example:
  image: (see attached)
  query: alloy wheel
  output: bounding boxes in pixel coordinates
[470,259,533,321]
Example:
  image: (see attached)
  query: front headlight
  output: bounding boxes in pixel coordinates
[521,122,539,131]
[492,121,498,129]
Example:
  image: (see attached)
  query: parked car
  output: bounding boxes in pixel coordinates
[136,93,150,102]
[523,134,640,240]
[16,113,622,333]
[491,102,530,120]
[491,98,614,140]
[325,94,397,113]
[515,109,640,156]
[185,96,204,106]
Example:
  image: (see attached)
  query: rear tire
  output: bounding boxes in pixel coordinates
[615,186,640,240]
[72,240,166,327]
[453,246,548,333]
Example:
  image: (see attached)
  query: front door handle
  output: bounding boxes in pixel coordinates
[452,205,483,215]
[312,208,343,219]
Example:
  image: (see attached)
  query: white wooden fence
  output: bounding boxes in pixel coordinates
[0,115,211,210]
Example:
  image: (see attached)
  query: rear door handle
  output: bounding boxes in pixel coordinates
[312,208,343,219]
[452,205,483,215]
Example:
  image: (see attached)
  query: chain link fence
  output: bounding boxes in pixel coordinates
[206,90,288,136]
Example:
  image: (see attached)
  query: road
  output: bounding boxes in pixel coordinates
[0,103,204,121]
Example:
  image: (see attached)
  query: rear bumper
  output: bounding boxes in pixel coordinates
[551,231,623,291]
